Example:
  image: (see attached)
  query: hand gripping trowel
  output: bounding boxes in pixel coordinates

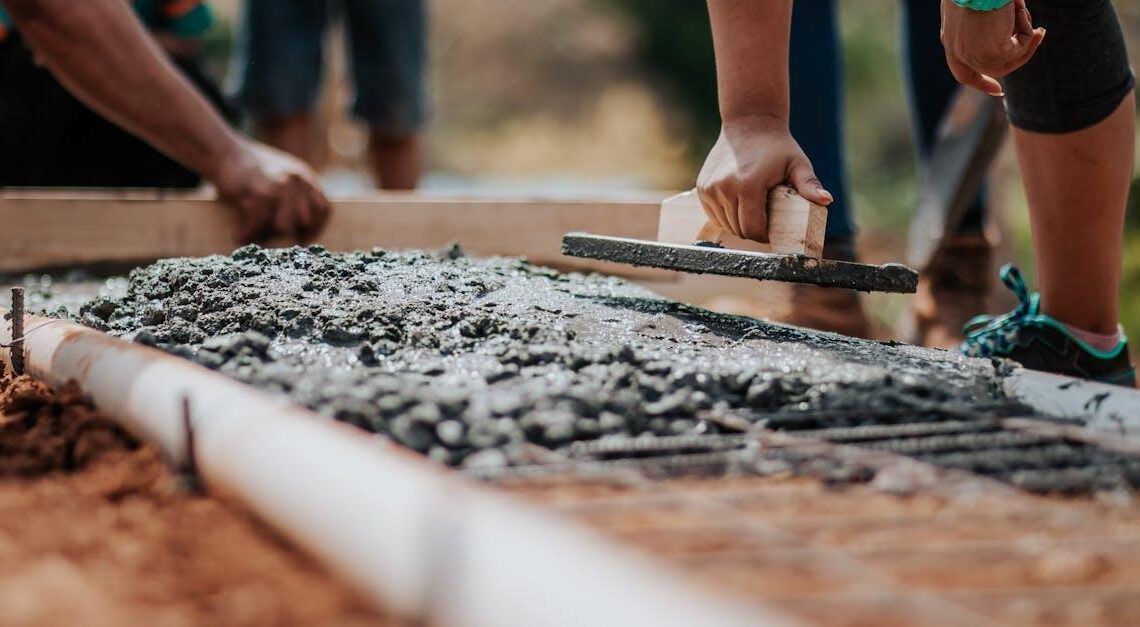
[562,185,919,293]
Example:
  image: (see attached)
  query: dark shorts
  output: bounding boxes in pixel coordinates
[0,35,234,188]
[233,0,428,135]
[1001,0,1134,133]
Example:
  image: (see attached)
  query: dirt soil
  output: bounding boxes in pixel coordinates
[0,371,393,627]
[502,471,1140,626]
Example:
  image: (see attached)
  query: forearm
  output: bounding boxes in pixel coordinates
[6,0,242,181]
[706,0,793,123]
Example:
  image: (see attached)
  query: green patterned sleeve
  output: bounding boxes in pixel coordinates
[166,2,214,37]
[0,5,11,38]
[143,0,214,37]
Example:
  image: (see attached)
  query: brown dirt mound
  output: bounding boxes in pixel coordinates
[0,375,136,476]
[0,371,396,626]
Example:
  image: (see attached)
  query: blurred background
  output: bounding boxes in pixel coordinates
[203,0,1140,342]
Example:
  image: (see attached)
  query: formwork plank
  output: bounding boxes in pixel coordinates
[0,190,674,279]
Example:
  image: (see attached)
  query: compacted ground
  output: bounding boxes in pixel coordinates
[64,245,1015,469]
[502,471,1140,627]
[0,371,391,626]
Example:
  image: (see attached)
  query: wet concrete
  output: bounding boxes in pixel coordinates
[67,245,1012,468]
[562,233,919,293]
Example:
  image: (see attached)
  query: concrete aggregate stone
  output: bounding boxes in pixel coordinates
[77,245,1013,466]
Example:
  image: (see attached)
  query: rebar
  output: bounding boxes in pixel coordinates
[10,287,24,375]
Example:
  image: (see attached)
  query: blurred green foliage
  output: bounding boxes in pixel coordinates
[201,17,235,82]
[605,0,719,162]
[1124,233,1140,339]
[1124,179,1140,343]
[834,4,915,234]
[1128,176,1140,229]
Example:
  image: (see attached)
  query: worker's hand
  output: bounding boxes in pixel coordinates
[696,114,832,242]
[211,141,332,244]
[940,0,1045,96]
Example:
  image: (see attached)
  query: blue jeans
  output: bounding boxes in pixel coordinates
[234,0,428,135]
[790,0,986,242]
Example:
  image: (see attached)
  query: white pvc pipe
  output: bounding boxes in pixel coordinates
[2,312,792,627]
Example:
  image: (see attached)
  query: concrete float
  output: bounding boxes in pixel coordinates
[1,309,790,627]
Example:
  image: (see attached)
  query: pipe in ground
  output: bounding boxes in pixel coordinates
[1,310,791,627]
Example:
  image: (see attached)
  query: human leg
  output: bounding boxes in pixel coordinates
[789,0,852,243]
[902,0,994,347]
[962,0,1135,385]
[367,134,423,190]
[774,0,873,338]
[233,0,327,163]
[902,0,987,235]
[344,0,428,189]
[1013,94,1133,336]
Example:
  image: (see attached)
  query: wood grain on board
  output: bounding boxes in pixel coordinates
[658,186,827,258]
[1,190,675,279]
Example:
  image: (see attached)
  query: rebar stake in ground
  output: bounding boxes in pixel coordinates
[11,287,24,375]
[179,396,203,493]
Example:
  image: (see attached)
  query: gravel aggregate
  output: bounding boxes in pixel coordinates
[64,244,1015,467]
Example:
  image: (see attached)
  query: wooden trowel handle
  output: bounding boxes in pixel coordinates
[658,186,827,258]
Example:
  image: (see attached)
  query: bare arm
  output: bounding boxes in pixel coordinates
[8,0,239,182]
[698,0,830,242]
[5,0,330,242]
[708,0,792,124]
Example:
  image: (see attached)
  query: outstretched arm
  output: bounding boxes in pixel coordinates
[698,0,831,243]
[4,0,330,242]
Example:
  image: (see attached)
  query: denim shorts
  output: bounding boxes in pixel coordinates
[233,0,427,135]
[1002,0,1134,133]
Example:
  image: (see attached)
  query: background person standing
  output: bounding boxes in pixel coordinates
[234,0,428,190]
[779,0,993,345]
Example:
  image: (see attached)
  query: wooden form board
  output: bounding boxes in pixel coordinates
[658,186,827,257]
[0,189,674,279]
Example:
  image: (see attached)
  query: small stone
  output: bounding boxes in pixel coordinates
[133,330,159,347]
[390,416,435,453]
[141,304,166,325]
[598,412,625,433]
[436,420,465,447]
[576,418,601,437]
[376,395,408,416]
[462,448,508,470]
[193,350,225,370]
[428,446,454,465]
[668,419,694,435]
[408,402,442,425]
[485,367,518,383]
[323,325,364,346]
[644,391,686,416]
[467,420,501,449]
